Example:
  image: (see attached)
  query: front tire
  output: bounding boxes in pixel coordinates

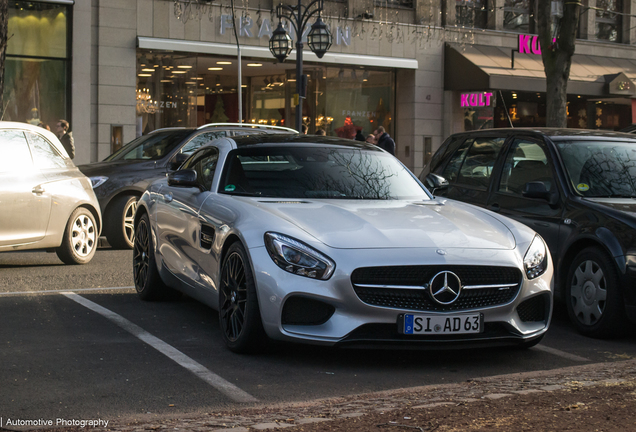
[219,242,266,353]
[566,247,626,338]
[56,207,98,265]
[105,195,137,249]
[133,213,179,301]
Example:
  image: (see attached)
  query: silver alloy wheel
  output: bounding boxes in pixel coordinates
[71,213,96,257]
[569,259,607,326]
[123,199,137,246]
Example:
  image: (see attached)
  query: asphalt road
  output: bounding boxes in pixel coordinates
[1,248,635,425]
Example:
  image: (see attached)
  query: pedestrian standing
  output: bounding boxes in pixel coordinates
[315,129,326,136]
[55,119,75,159]
[374,126,395,155]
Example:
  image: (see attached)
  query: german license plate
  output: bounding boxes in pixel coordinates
[400,313,483,335]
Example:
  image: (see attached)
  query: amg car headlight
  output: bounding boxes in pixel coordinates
[89,176,108,189]
[524,235,547,279]
[264,232,335,280]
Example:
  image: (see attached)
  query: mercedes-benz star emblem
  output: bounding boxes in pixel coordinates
[429,271,462,305]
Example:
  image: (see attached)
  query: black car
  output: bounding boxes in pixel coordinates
[421,128,636,338]
[78,124,296,249]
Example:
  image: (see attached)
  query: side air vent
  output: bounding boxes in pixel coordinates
[200,224,215,250]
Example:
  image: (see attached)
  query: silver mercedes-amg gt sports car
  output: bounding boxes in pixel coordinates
[133,135,553,353]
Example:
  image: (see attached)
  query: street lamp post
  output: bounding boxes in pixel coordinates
[269,0,332,133]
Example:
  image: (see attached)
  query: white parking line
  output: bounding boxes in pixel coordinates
[534,344,590,362]
[61,292,258,403]
[0,286,135,296]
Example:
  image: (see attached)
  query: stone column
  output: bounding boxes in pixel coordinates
[578,0,596,40]
[488,0,504,30]
[95,0,138,161]
[73,0,93,164]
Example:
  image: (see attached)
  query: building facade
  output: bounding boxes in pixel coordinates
[6,0,636,176]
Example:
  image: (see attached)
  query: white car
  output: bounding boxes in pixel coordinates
[0,122,101,264]
[133,135,553,352]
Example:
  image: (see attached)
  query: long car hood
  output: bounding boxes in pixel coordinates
[584,198,636,215]
[77,160,156,177]
[248,199,516,250]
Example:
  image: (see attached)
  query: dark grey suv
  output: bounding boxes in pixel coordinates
[78,124,296,249]
[421,128,636,338]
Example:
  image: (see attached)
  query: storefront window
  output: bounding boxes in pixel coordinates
[504,0,532,33]
[596,0,622,42]
[137,50,396,139]
[3,1,69,128]
[456,0,488,29]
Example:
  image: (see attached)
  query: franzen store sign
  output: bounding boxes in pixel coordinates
[220,15,352,46]
[461,92,495,108]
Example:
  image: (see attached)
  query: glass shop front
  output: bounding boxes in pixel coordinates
[136,49,395,139]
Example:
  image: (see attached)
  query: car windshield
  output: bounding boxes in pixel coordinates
[105,130,192,161]
[556,140,636,197]
[219,146,430,200]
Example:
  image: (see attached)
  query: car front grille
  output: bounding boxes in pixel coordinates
[351,265,522,312]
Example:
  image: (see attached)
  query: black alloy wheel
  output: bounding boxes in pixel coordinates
[133,216,150,291]
[219,242,266,353]
[133,213,179,301]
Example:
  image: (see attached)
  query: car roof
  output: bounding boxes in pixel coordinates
[229,134,381,149]
[0,121,69,158]
[450,127,636,140]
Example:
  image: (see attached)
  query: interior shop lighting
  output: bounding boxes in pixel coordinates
[138,73,152,77]
[208,67,223,71]
[173,71,187,74]
[141,68,155,72]
[247,63,263,67]
[177,65,193,69]
[217,61,232,65]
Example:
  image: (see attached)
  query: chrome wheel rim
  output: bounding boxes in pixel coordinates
[133,219,149,290]
[570,259,607,326]
[71,213,96,257]
[124,200,138,245]
[220,251,247,342]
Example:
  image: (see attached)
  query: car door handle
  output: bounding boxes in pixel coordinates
[163,193,173,203]
[487,203,500,212]
[32,186,45,195]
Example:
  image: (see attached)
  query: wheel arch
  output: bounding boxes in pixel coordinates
[558,236,624,300]
[78,203,102,236]
[104,189,144,215]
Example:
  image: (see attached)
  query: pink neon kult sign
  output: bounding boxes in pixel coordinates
[461,92,494,108]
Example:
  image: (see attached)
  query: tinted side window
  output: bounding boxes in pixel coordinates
[27,132,67,169]
[499,139,553,194]
[180,131,226,155]
[456,138,505,189]
[0,130,32,173]
[182,147,219,191]
[430,136,460,173]
[441,138,472,182]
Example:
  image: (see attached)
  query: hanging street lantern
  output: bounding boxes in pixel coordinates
[269,0,331,133]
[269,22,293,63]
[307,16,332,59]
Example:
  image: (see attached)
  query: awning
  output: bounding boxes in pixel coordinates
[138,37,419,70]
[445,44,636,96]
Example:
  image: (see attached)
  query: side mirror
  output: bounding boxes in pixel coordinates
[522,181,558,205]
[425,173,449,195]
[167,169,199,189]
[168,153,189,171]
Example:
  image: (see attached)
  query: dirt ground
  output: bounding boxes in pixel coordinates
[7,359,636,432]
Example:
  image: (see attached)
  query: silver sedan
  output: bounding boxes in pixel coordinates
[133,135,553,352]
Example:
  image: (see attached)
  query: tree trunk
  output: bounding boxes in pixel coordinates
[0,0,7,119]
[537,0,580,127]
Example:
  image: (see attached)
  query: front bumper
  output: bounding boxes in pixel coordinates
[249,245,553,348]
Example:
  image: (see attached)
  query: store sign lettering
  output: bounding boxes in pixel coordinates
[461,92,494,107]
[342,110,376,117]
[138,101,178,110]
[220,15,351,46]
[518,35,556,55]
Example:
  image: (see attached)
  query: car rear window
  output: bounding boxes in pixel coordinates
[105,130,192,161]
